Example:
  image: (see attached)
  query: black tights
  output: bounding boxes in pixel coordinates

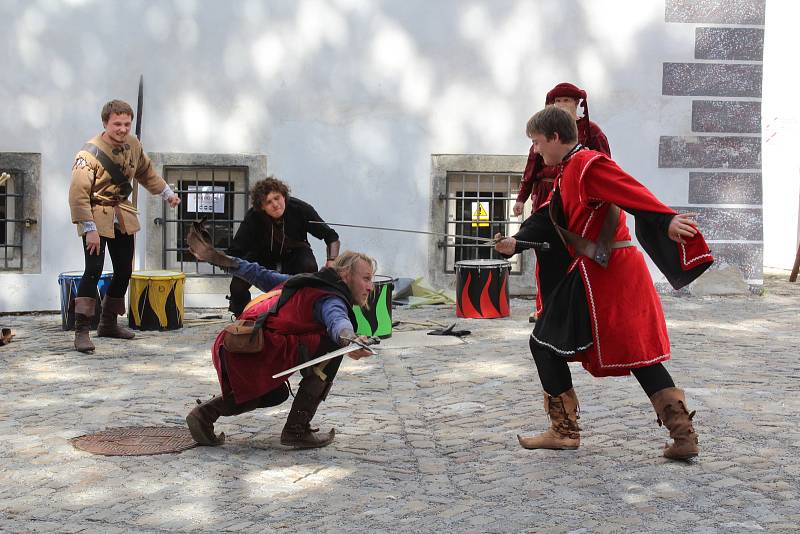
[529,338,675,398]
[78,227,134,299]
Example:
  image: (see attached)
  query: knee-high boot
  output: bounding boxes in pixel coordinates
[96,296,135,339]
[518,388,580,450]
[650,387,699,460]
[280,374,335,449]
[73,297,96,353]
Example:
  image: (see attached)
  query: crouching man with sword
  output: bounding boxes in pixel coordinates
[184,221,378,449]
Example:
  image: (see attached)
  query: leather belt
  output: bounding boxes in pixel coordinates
[550,200,632,268]
[92,199,122,207]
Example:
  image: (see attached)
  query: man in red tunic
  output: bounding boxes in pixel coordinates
[514,83,611,323]
[184,232,376,449]
[496,106,713,460]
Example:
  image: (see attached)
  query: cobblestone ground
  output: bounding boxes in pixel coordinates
[1,273,799,533]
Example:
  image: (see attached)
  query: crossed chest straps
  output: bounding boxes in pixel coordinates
[82,142,134,205]
[548,190,633,269]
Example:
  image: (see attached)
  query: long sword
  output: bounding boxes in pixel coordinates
[272,343,377,378]
[310,221,550,251]
[135,75,144,141]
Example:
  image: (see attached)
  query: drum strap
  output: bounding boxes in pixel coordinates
[549,191,632,269]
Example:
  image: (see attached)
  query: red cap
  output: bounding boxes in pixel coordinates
[545,82,590,142]
[545,82,586,105]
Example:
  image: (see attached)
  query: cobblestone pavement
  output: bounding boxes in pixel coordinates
[1,273,799,533]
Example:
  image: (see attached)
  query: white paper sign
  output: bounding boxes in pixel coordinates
[186,185,226,213]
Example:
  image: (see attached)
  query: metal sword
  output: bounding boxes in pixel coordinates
[272,343,378,378]
[135,75,144,141]
[309,221,550,251]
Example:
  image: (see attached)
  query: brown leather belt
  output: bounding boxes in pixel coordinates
[550,201,633,268]
[92,199,122,207]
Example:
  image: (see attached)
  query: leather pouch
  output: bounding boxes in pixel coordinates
[222,320,263,353]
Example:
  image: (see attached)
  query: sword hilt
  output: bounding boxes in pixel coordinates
[341,335,381,351]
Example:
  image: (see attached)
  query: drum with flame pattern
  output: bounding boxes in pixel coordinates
[455,259,511,319]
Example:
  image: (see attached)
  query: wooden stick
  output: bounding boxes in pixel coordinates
[93,193,139,215]
[790,241,800,282]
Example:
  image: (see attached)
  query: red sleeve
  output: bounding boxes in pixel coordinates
[579,155,713,276]
[586,122,611,157]
[579,156,674,215]
[516,144,540,203]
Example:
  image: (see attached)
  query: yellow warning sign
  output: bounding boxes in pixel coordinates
[471,201,489,228]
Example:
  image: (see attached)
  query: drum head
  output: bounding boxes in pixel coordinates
[131,270,186,280]
[372,275,394,286]
[59,270,113,279]
[455,259,511,269]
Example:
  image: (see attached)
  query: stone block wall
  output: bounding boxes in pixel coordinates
[661,0,765,287]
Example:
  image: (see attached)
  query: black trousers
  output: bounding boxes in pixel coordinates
[228,247,318,315]
[78,227,134,299]
[529,338,675,398]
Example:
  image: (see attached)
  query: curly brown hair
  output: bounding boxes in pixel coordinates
[251,176,290,209]
[101,100,134,123]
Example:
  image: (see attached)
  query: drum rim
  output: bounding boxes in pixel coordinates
[455,259,511,267]
[372,274,395,284]
[131,270,187,279]
[59,270,114,278]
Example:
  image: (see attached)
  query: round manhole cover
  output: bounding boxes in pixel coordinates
[71,426,197,456]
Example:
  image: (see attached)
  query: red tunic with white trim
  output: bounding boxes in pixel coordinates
[536,149,713,377]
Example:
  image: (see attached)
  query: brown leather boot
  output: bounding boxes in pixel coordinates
[96,296,135,339]
[280,374,335,449]
[73,297,96,353]
[650,387,699,460]
[186,396,233,446]
[518,388,580,450]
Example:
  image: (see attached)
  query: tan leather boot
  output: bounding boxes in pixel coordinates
[650,387,699,460]
[186,387,287,446]
[186,396,233,446]
[73,297,96,353]
[96,296,135,339]
[518,388,580,450]
[280,374,335,449]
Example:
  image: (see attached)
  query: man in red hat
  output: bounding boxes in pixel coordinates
[514,82,611,323]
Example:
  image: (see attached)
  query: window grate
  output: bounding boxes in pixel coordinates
[161,166,249,275]
[443,171,523,273]
[0,170,24,270]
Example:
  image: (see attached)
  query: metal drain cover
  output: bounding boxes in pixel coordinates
[71,426,197,456]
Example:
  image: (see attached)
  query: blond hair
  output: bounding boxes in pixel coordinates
[332,251,377,276]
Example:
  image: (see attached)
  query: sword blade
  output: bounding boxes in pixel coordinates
[310,221,549,250]
[271,344,377,379]
[311,221,496,243]
[135,75,144,140]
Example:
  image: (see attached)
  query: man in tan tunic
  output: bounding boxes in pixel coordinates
[68,99,180,353]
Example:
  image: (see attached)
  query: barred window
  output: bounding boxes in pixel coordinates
[0,153,41,274]
[429,154,535,296]
[0,170,23,270]
[161,166,249,275]
[443,171,524,273]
